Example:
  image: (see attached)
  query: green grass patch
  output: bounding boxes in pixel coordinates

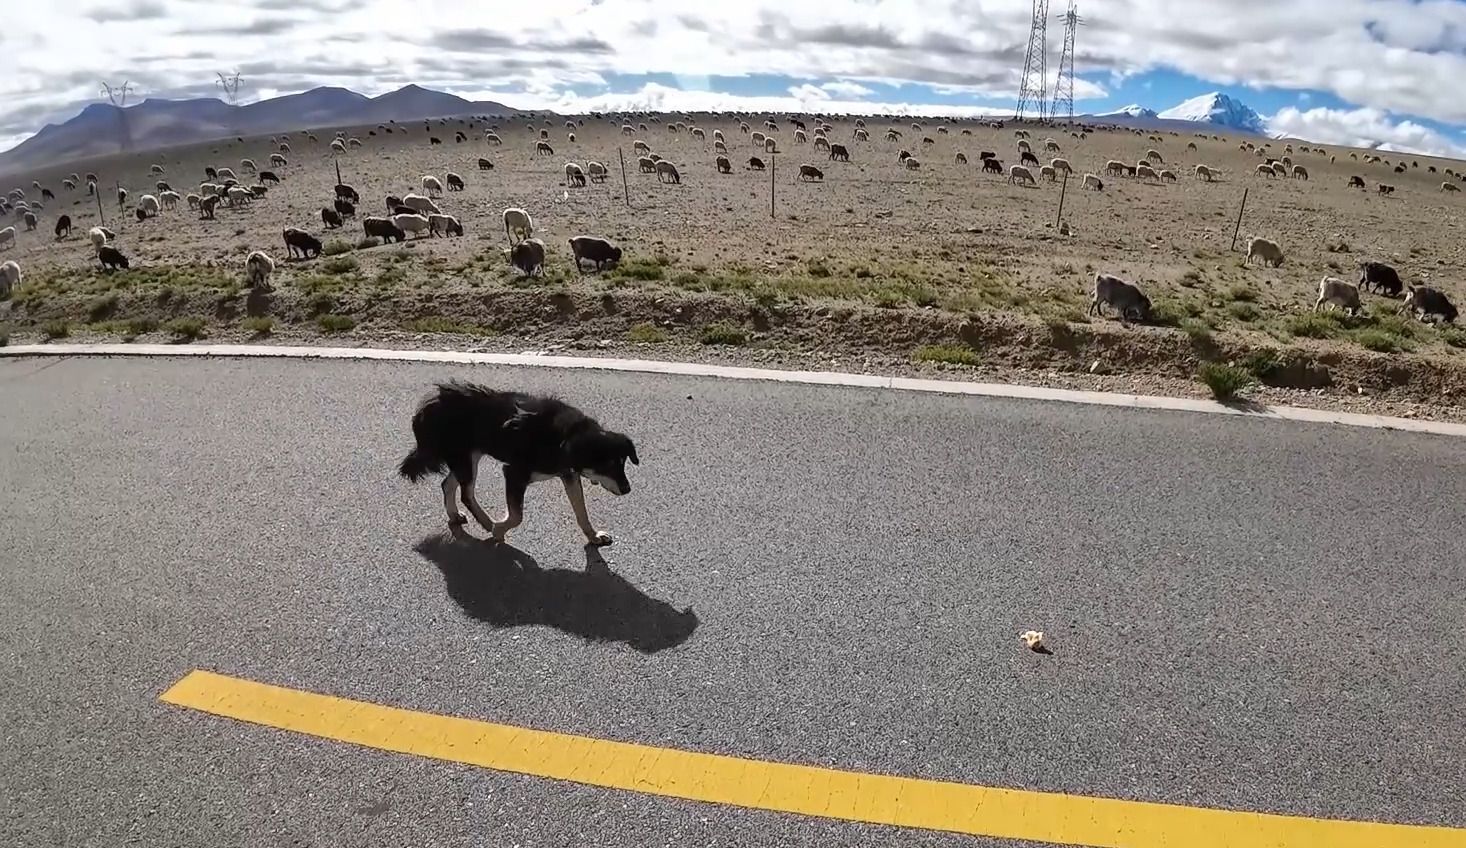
[1179,318,1214,343]
[627,322,668,343]
[320,256,359,275]
[0,328,8,347]
[375,266,408,286]
[41,320,70,340]
[807,259,832,278]
[915,344,980,366]
[1197,362,1254,400]
[699,323,747,345]
[357,236,382,250]
[1354,328,1411,353]
[165,317,206,341]
[610,259,665,282]
[1225,284,1258,302]
[304,292,336,315]
[404,317,494,336]
[1441,326,1466,348]
[316,313,357,333]
[124,317,159,339]
[241,316,274,336]
[1226,302,1262,322]
[1239,348,1284,380]
[1283,312,1341,339]
[322,239,354,257]
[87,293,120,322]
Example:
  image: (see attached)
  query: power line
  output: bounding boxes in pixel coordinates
[1014,0,1050,121]
[1050,3,1084,123]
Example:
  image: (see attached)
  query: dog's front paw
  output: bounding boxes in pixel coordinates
[447,513,467,526]
[587,530,614,547]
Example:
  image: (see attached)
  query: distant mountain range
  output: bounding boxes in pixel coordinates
[0,85,513,173]
[1084,92,1270,135]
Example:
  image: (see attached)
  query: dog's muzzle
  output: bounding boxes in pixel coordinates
[586,473,630,496]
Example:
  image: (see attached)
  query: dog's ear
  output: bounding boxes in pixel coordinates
[626,437,639,466]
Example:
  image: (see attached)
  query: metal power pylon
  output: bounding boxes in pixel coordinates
[1050,2,1084,123]
[1014,0,1050,121]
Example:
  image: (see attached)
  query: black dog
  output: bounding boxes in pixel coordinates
[399,383,638,546]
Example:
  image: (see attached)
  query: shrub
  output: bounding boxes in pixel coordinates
[321,256,358,275]
[404,317,494,336]
[915,344,980,366]
[1240,348,1284,380]
[614,261,664,282]
[88,293,120,322]
[322,239,354,256]
[1225,285,1258,302]
[242,316,274,336]
[41,320,70,340]
[1441,326,1466,348]
[699,323,747,345]
[0,328,8,347]
[807,259,832,278]
[1354,329,1409,353]
[1198,362,1254,400]
[1284,313,1340,339]
[165,317,206,341]
[628,322,668,343]
[125,317,159,337]
[1178,318,1213,343]
[316,313,356,333]
[1227,302,1261,322]
[357,236,382,250]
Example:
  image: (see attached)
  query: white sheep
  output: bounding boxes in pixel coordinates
[655,160,681,184]
[421,175,445,196]
[692,128,706,141]
[794,129,808,144]
[764,137,777,153]
[1040,165,1057,181]
[1444,182,1463,193]
[1194,164,1216,181]
[241,158,258,173]
[392,213,432,238]
[401,194,441,215]
[428,213,462,236]
[245,250,275,289]
[1082,173,1103,191]
[1158,169,1177,182]
[485,132,503,145]
[186,193,201,209]
[1044,139,1061,153]
[633,140,651,155]
[138,194,161,217]
[637,156,657,174]
[715,140,729,154]
[853,128,870,141]
[1145,149,1163,163]
[1254,163,1275,177]
[270,153,288,167]
[88,226,114,248]
[226,186,252,206]
[0,259,19,297]
[905,157,922,170]
[216,167,237,181]
[1136,164,1159,181]
[160,190,181,210]
[1315,276,1360,315]
[564,162,587,186]
[150,164,165,175]
[200,183,220,197]
[713,129,725,143]
[0,226,14,250]
[752,131,766,148]
[1008,165,1036,185]
[348,138,362,148]
[503,207,533,244]
[587,161,608,183]
[1050,157,1072,175]
[1017,140,1032,153]
[331,139,347,153]
[1246,236,1284,267]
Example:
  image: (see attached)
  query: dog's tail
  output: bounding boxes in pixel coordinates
[398,387,457,482]
[398,446,440,482]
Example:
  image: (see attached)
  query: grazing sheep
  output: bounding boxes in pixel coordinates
[1379,184,1395,195]
[478,157,494,171]
[485,132,503,145]
[1017,140,1032,153]
[1145,149,1163,163]
[245,251,275,289]
[904,157,922,171]
[98,245,130,270]
[158,190,181,210]
[853,128,870,141]
[886,129,901,142]
[1402,285,1458,323]
[1082,173,1104,191]
[1105,160,1127,176]
[509,238,546,276]
[1272,162,1288,178]
[0,226,13,250]
[240,158,258,174]
[564,163,587,187]
[150,164,165,175]
[23,211,37,231]
[1359,261,1404,296]
[270,153,287,167]
[1443,182,1462,193]
[445,172,465,191]
[1348,175,1366,189]
[199,195,219,219]
[715,139,729,154]
[828,143,850,162]
[1159,169,1177,182]
[138,194,161,217]
[633,140,651,156]
[982,158,1004,174]
[1045,140,1061,153]
[748,157,766,171]
[1246,237,1284,267]
[1020,151,1040,167]
[62,178,76,191]
[334,198,356,218]
[117,187,128,208]
[186,193,201,210]
[283,227,323,258]
[217,167,238,182]
[798,164,824,181]
[428,213,463,237]
[1050,157,1072,175]
[1290,165,1309,180]
[712,155,732,174]
[1008,165,1036,185]
[794,129,807,144]
[535,141,554,156]
[87,226,114,248]
[384,195,402,211]
[956,153,968,165]
[922,136,936,147]
[764,138,777,154]
[569,236,622,271]
[227,186,252,206]
[655,160,681,184]
[586,161,607,183]
[200,183,220,197]
[1040,165,1057,181]
[363,216,406,243]
[503,207,533,244]
[1254,163,1275,178]
[321,207,343,228]
[258,171,280,185]
[1088,274,1151,322]
[401,194,441,215]
[1315,277,1362,315]
[1194,164,1217,181]
[421,175,445,196]
[0,259,19,298]
[1136,164,1159,181]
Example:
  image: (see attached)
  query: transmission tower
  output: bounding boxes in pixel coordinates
[216,71,242,104]
[1013,0,1050,121]
[100,80,136,152]
[1049,3,1083,123]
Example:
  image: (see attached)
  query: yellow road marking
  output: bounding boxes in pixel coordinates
[162,670,1466,847]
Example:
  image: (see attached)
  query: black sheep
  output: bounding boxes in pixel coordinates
[321,207,343,228]
[362,216,405,244]
[54,214,72,238]
[569,236,622,271]
[334,197,356,217]
[1358,261,1404,296]
[282,227,322,259]
[98,245,129,270]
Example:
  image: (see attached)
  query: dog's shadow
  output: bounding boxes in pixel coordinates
[414,528,699,653]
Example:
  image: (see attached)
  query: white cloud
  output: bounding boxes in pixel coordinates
[1269,106,1466,158]
[820,80,875,98]
[501,82,1014,119]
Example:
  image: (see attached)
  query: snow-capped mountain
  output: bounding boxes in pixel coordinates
[1157,92,1267,134]
[1098,104,1158,119]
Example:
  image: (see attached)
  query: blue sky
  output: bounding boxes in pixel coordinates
[6,0,1466,157]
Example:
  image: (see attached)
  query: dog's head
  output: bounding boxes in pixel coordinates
[568,430,639,495]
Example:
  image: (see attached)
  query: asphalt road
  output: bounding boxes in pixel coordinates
[2,355,1464,847]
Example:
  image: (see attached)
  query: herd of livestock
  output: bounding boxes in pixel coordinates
[0,111,1460,332]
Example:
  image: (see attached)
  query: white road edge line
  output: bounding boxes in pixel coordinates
[5,342,1465,438]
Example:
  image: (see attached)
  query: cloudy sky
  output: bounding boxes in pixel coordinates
[5,0,1466,155]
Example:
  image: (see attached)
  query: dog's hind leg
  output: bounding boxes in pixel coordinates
[562,475,613,546]
[491,465,531,541]
[450,452,498,535]
[440,476,466,526]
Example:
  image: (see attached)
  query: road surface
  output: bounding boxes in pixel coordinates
[1,355,1464,847]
